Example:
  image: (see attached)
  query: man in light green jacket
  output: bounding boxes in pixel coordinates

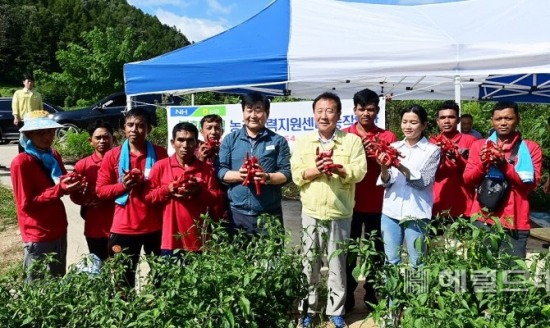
[291,92,367,328]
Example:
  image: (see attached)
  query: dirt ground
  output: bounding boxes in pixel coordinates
[0,225,21,275]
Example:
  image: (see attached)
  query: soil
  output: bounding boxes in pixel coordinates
[0,225,21,275]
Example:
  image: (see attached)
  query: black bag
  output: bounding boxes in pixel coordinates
[476,140,520,212]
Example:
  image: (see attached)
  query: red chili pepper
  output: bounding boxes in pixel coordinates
[127,168,143,180]
[203,138,221,159]
[361,133,403,167]
[172,171,202,198]
[316,147,343,176]
[432,134,459,159]
[60,171,88,194]
[482,140,505,168]
[241,153,263,195]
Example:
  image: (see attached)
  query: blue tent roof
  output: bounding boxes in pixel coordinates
[479,74,550,103]
[124,0,290,96]
[124,0,550,102]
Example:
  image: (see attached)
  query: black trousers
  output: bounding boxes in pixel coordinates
[86,237,109,262]
[346,211,384,306]
[108,231,162,288]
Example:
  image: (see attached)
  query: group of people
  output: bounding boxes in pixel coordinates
[10,85,544,328]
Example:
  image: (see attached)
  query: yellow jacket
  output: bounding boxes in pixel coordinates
[291,130,367,220]
[12,89,43,119]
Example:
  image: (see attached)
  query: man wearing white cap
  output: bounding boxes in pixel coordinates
[10,111,83,282]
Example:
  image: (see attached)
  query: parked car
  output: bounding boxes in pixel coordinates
[0,97,64,144]
[49,92,163,139]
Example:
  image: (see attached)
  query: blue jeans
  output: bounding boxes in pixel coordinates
[380,214,428,268]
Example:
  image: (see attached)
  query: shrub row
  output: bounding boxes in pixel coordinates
[0,218,307,327]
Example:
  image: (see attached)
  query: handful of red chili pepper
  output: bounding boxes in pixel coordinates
[481,140,505,168]
[361,133,403,167]
[125,168,143,181]
[432,134,459,159]
[203,138,221,160]
[60,171,87,194]
[316,147,343,176]
[241,153,263,195]
[172,172,202,198]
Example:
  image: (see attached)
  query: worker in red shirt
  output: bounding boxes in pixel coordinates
[342,88,397,313]
[196,114,228,220]
[96,108,168,287]
[464,101,543,258]
[71,120,115,261]
[196,114,223,165]
[145,122,223,256]
[11,111,83,282]
[430,101,477,221]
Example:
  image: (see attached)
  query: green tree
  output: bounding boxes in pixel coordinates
[35,27,148,107]
[0,0,187,86]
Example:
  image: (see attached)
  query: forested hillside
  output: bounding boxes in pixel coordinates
[0,0,188,105]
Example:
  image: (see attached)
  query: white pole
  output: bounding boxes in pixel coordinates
[126,95,132,111]
[191,93,195,106]
[455,75,462,131]
[454,75,461,107]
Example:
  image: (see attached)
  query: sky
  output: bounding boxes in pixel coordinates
[128,0,459,43]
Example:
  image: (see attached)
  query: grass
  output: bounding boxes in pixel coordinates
[0,184,17,232]
[0,184,20,277]
[0,83,18,97]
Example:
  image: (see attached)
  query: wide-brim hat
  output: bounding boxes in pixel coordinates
[20,110,63,132]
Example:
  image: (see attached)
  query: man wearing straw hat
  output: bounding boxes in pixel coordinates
[11,111,84,282]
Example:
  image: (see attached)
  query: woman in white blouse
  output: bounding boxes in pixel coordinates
[377,105,440,267]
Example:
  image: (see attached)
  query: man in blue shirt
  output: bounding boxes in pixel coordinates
[217,92,291,235]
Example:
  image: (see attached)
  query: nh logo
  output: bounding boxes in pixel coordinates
[175,108,189,116]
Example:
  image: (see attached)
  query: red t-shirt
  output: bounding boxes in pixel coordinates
[430,131,477,218]
[11,151,68,243]
[343,123,397,213]
[463,134,543,230]
[144,155,223,251]
[96,144,168,234]
[71,152,115,238]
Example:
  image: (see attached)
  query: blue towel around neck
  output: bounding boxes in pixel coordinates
[23,137,63,184]
[487,132,534,183]
[115,139,157,206]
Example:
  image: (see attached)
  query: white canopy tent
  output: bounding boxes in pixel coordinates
[124,0,550,102]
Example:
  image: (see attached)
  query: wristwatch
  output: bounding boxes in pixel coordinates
[264,172,271,184]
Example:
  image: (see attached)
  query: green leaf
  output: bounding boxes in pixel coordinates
[418,293,428,306]
[22,317,34,326]
[514,259,528,271]
[239,296,251,316]
[224,309,235,327]
[352,266,362,280]
[437,296,445,310]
